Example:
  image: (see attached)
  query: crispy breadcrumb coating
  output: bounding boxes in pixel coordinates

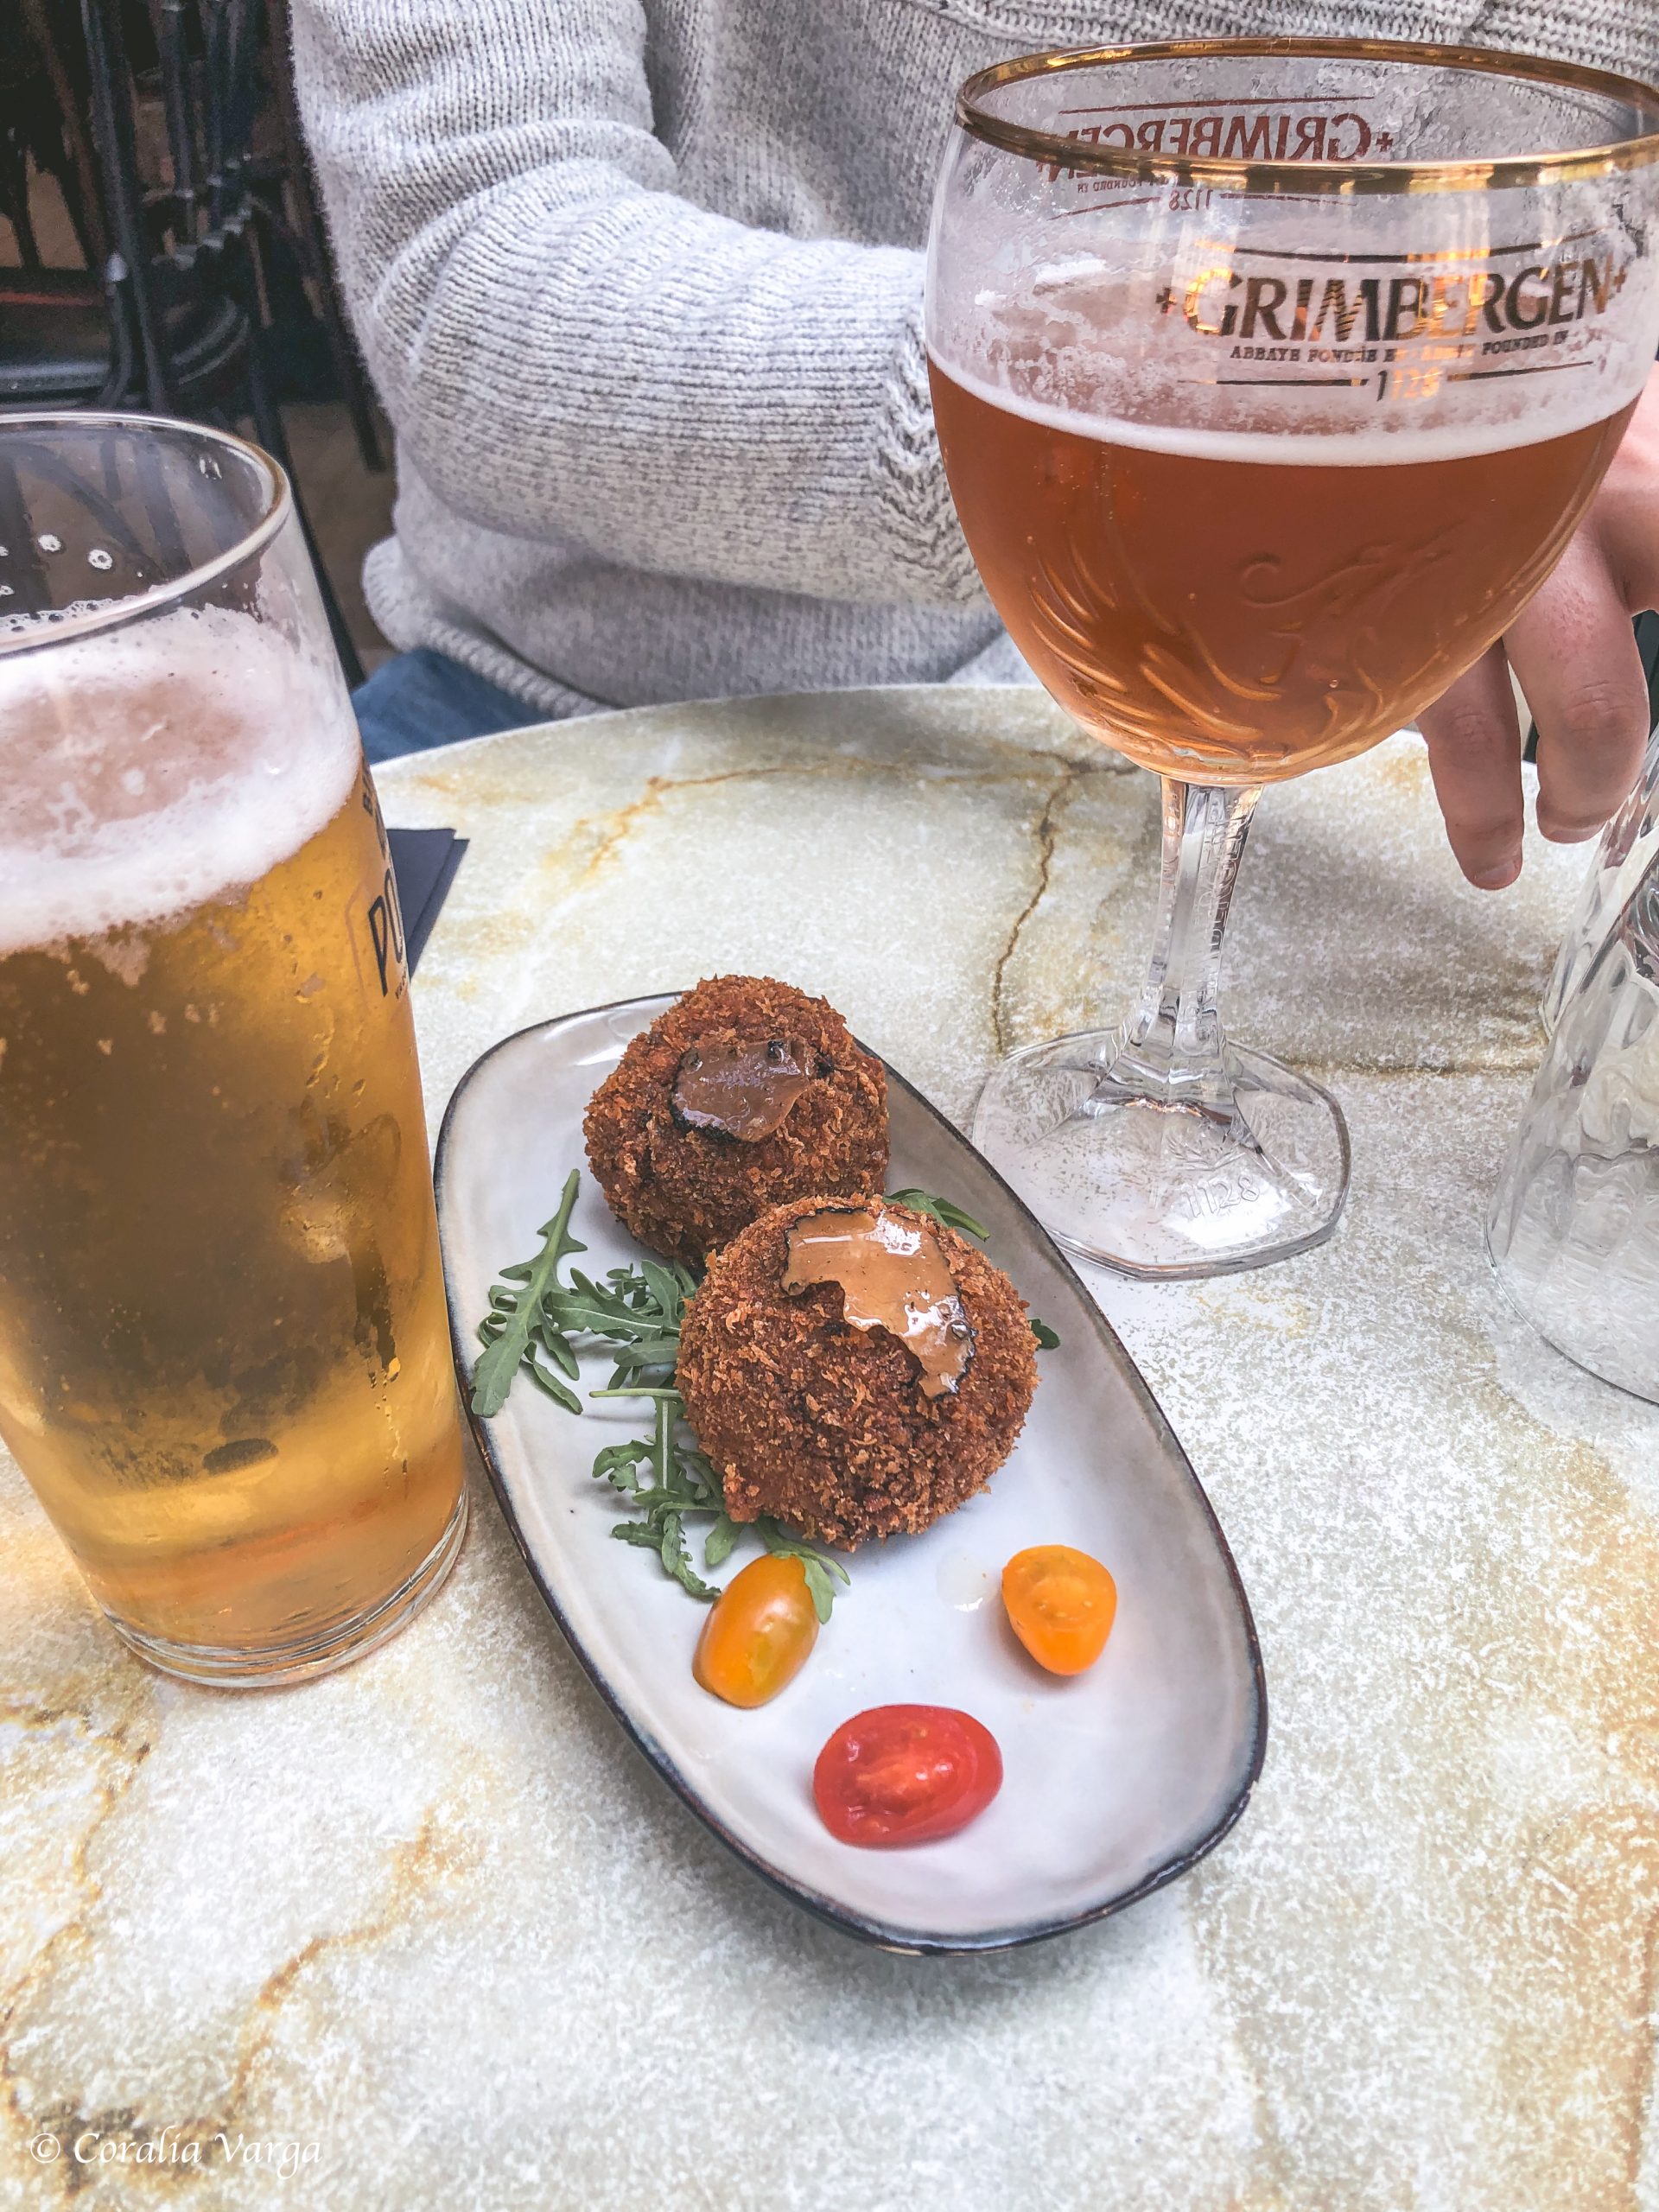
[583,976,888,1264]
[677,1196,1038,1548]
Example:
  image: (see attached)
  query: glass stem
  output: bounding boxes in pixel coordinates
[1119,778,1262,1082]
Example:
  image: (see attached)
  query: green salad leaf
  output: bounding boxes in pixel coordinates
[472,1172,586,1416]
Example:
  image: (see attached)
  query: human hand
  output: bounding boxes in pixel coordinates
[1418,363,1659,889]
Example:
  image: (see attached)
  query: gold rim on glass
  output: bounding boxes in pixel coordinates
[0,410,291,657]
[956,37,1659,197]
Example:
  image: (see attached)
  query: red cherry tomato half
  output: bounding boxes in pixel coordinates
[812,1704,1002,1847]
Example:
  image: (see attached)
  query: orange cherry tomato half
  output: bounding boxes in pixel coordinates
[693,1553,818,1708]
[813,1705,1002,1847]
[1002,1545,1117,1675]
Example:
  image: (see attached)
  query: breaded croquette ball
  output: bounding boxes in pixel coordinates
[677,1195,1038,1548]
[583,976,887,1265]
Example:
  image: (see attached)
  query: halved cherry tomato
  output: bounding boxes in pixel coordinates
[813,1705,1002,1847]
[693,1554,818,1707]
[1002,1544,1117,1675]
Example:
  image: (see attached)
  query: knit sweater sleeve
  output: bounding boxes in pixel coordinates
[287,0,981,610]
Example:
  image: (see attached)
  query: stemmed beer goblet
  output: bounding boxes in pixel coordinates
[927,39,1659,1275]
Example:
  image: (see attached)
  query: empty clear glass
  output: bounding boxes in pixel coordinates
[1540,718,1659,1033]
[1489,846,1659,1401]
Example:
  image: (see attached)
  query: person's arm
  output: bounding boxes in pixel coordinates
[1419,365,1659,887]
[287,0,979,610]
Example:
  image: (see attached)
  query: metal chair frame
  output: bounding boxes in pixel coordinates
[1,0,372,682]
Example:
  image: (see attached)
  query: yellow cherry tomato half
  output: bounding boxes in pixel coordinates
[1001,1545,1117,1675]
[693,1553,819,1708]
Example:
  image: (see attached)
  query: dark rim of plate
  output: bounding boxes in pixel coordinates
[434,991,1269,1956]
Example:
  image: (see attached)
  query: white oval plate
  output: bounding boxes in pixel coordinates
[435,995,1265,1954]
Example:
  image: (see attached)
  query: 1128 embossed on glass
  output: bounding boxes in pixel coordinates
[927,41,1659,1275]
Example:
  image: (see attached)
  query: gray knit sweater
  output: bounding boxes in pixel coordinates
[290,0,1659,720]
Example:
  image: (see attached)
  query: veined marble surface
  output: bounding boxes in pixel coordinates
[3,686,1657,2211]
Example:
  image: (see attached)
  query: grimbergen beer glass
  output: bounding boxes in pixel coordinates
[0,416,467,1684]
[927,41,1659,1274]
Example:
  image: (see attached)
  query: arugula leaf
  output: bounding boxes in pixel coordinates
[758,1519,850,1625]
[471,1173,584,1416]
[703,1513,740,1568]
[590,1390,728,1600]
[610,1517,720,1600]
[518,1355,583,1414]
[544,1261,690,1379]
[475,1221,696,1422]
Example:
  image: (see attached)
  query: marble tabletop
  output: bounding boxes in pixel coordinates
[4,685,1657,2212]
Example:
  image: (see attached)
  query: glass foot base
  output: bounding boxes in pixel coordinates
[102,1485,470,1690]
[972,1030,1351,1279]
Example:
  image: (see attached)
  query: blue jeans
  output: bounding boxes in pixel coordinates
[353,648,548,763]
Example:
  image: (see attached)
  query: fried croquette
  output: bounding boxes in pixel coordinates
[677,1195,1038,1548]
[583,976,888,1264]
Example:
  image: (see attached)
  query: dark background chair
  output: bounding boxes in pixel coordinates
[0,0,383,682]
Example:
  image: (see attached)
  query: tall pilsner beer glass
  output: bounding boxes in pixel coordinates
[0,417,467,1684]
[929,41,1659,1274]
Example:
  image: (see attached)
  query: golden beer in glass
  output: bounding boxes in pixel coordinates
[0,416,467,1685]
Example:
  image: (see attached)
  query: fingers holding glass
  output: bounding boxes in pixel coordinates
[1419,646,1526,889]
[1505,535,1652,845]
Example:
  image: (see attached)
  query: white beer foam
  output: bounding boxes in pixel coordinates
[928,348,1638,467]
[0,602,359,957]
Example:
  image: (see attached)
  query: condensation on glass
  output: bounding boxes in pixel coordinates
[0,416,467,1685]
